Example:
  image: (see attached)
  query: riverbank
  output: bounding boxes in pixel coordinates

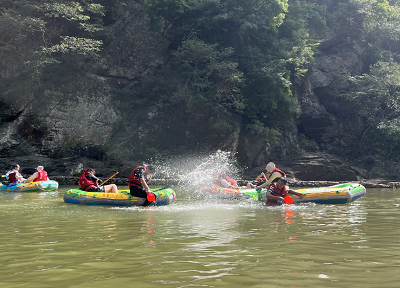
[50,176,400,189]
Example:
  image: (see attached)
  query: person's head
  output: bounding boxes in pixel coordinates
[36,166,44,171]
[266,162,275,173]
[277,177,287,189]
[12,164,20,170]
[264,172,271,179]
[144,164,154,174]
[86,168,95,174]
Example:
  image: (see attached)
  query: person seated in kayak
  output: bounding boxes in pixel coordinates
[79,168,118,193]
[212,172,241,189]
[265,177,304,206]
[25,166,49,183]
[127,165,155,206]
[246,172,271,189]
[255,162,285,190]
[5,164,26,186]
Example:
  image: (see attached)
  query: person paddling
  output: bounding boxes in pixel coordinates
[79,168,118,193]
[255,162,285,190]
[5,164,25,186]
[25,166,49,183]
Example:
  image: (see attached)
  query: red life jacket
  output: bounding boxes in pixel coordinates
[266,182,288,206]
[79,171,97,191]
[8,172,17,183]
[128,167,148,187]
[33,169,48,182]
[271,168,285,183]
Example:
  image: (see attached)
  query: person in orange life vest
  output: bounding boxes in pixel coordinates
[265,177,304,206]
[255,162,285,190]
[212,172,241,188]
[79,168,118,193]
[127,165,154,206]
[5,164,26,186]
[25,166,49,183]
[246,171,271,189]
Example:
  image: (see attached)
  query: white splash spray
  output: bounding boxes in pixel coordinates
[153,150,243,190]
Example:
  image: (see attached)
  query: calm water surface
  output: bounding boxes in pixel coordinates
[0,186,399,287]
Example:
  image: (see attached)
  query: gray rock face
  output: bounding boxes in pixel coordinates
[295,28,366,155]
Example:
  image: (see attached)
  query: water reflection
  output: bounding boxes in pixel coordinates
[0,187,399,287]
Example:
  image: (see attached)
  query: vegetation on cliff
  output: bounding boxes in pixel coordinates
[2,0,400,169]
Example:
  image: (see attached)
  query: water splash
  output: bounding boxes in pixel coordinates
[153,150,243,190]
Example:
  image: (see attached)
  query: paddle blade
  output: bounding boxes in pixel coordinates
[147,192,156,202]
[283,196,293,204]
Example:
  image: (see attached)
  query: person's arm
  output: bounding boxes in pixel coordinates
[288,189,304,197]
[256,172,280,189]
[25,172,38,183]
[140,177,151,193]
[85,174,100,185]
[255,173,264,183]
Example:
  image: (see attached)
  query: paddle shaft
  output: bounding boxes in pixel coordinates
[99,172,119,186]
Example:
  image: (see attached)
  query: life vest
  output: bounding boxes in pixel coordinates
[7,172,17,184]
[33,169,48,182]
[266,182,288,206]
[271,168,285,183]
[79,171,97,191]
[128,166,149,187]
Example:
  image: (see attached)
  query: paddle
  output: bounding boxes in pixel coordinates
[99,172,119,187]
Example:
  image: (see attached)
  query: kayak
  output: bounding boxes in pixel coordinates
[201,182,366,204]
[64,187,176,206]
[0,180,59,192]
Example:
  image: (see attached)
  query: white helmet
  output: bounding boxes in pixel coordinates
[266,162,275,173]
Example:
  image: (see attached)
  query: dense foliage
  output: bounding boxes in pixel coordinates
[3,0,400,162]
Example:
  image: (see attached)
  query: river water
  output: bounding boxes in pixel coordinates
[0,186,399,288]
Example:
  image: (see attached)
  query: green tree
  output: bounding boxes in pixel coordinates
[342,61,400,156]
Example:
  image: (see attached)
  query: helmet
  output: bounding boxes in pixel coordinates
[266,162,275,173]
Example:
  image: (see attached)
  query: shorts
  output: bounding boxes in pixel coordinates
[87,186,105,192]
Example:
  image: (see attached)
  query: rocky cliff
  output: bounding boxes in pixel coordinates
[0,1,398,182]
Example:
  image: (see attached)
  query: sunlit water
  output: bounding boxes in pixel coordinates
[0,186,399,288]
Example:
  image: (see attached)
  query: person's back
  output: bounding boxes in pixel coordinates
[6,164,24,186]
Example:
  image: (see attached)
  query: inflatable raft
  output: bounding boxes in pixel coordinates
[0,180,59,192]
[202,182,366,204]
[290,183,366,204]
[64,187,176,206]
[201,186,256,200]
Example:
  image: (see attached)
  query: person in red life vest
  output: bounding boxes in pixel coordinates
[246,171,271,188]
[212,172,241,188]
[5,164,26,186]
[255,162,286,190]
[25,166,49,183]
[265,177,304,206]
[127,165,155,206]
[79,168,118,193]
